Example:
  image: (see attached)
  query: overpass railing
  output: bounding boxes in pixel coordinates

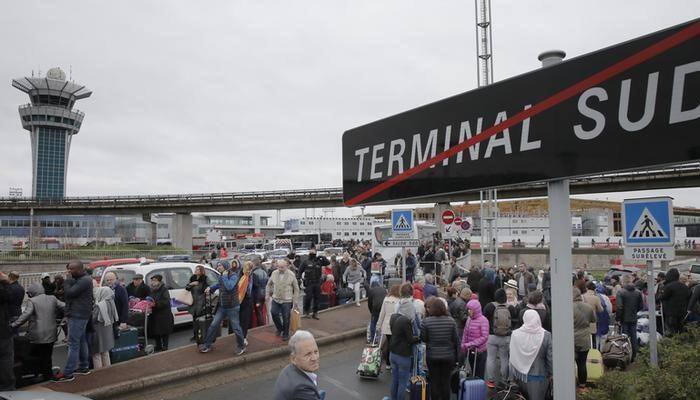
[0,249,190,263]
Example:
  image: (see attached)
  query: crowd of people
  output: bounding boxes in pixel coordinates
[2,237,700,396]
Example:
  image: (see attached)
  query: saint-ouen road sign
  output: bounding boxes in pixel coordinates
[622,197,675,261]
[342,19,700,206]
[383,239,421,248]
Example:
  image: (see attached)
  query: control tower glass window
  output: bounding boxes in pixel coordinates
[35,127,67,199]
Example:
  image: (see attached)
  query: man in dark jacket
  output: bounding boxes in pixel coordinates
[366,279,387,342]
[658,268,691,336]
[0,272,15,390]
[616,275,643,361]
[55,260,94,382]
[7,272,25,323]
[273,330,322,400]
[299,249,324,320]
[126,274,151,300]
[467,266,483,293]
[200,263,246,355]
[251,262,269,327]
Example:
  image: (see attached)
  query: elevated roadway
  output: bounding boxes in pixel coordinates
[1,163,700,215]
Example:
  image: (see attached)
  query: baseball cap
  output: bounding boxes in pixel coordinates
[133,274,144,280]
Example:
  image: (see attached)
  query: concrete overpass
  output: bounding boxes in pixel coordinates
[2,163,700,250]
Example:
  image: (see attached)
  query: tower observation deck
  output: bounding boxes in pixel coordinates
[12,67,92,199]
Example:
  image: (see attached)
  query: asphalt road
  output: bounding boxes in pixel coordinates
[177,340,392,400]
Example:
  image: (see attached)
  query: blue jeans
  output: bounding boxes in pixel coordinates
[390,352,412,400]
[369,314,379,343]
[621,322,638,361]
[203,305,245,350]
[271,300,292,338]
[64,318,90,376]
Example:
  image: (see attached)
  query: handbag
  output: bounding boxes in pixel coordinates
[175,290,194,306]
[290,309,301,334]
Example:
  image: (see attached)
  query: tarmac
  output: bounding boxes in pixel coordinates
[32,301,370,399]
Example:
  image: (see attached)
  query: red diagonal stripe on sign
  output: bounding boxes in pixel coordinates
[345,21,700,206]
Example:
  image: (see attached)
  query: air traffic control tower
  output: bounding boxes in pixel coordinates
[12,68,92,199]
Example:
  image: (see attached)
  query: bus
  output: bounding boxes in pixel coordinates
[275,231,332,249]
[372,221,437,267]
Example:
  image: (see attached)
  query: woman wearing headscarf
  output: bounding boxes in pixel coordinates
[509,309,553,400]
[238,261,254,340]
[186,265,209,341]
[91,285,118,369]
[421,297,459,400]
[386,283,420,400]
[460,299,489,379]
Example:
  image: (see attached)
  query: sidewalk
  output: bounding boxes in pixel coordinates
[36,302,370,398]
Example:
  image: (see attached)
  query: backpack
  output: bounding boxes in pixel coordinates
[493,303,512,336]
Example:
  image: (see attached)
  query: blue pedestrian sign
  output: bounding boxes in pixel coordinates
[622,197,674,247]
[391,209,414,234]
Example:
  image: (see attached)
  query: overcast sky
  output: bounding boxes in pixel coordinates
[1,1,698,220]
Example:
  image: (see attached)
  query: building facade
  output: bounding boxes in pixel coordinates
[284,216,375,241]
[12,67,92,199]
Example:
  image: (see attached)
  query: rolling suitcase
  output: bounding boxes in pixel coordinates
[458,351,487,400]
[601,325,632,370]
[110,327,140,363]
[356,334,382,378]
[586,337,604,383]
[195,293,217,345]
[409,341,429,399]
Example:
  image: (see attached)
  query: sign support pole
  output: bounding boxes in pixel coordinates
[647,259,659,367]
[548,178,576,399]
[402,246,407,284]
[541,48,575,400]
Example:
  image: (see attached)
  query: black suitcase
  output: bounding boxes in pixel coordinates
[195,293,218,345]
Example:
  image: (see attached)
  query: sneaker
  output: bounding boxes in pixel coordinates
[244,338,249,347]
[486,380,496,389]
[385,365,391,371]
[199,346,212,353]
[356,303,362,307]
[302,313,310,319]
[52,373,74,382]
[282,335,289,341]
[311,313,319,320]
[236,345,247,356]
[74,368,91,376]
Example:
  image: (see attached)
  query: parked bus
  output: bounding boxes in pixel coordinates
[275,231,332,249]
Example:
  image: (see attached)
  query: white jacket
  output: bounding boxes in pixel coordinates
[376,296,399,335]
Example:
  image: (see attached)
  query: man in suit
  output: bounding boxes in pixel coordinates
[274,330,323,400]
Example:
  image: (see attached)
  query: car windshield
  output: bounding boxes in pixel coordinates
[108,269,136,285]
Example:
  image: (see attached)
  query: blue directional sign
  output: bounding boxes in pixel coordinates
[391,209,414,234]
[622,197,674,246]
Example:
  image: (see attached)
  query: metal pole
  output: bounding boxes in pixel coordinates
[402,246,407,284]
[646,259,659,367]
[29,208,34,257]
[541,49,574,400]
[548,179,576,399]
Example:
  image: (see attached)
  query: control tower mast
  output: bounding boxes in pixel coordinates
[12,68,92,199]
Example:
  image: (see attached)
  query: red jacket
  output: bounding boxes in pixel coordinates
[412,283,424,300]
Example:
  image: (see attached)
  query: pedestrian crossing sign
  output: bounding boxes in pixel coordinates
[622,197,674,246]
[391,209,414,234]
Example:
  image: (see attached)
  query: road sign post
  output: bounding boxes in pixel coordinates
[622,196,674,368]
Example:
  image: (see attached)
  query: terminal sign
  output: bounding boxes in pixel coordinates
[343,19,700,205]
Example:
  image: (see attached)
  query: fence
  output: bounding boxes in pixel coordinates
[0,249,190,263]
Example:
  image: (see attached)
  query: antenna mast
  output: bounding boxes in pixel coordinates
[475,0,499,267]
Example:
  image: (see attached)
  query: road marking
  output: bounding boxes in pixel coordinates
[321,375,363,399]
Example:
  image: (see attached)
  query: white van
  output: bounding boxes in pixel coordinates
[101,261,221,326]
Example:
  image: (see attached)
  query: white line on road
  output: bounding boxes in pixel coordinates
[321,375,363,399]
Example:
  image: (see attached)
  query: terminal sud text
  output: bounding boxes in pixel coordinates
[342,19,700,206]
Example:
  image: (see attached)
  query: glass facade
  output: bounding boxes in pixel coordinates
[35,127,67,199]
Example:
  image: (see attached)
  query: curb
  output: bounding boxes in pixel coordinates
[80,326,366,399]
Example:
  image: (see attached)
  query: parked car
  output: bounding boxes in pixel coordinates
[604,266,641,282]
[689,264,700,283]
[0,393,92,400]
[100,262,220,326]
[87,258,149,285]
[267,248,290,260]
